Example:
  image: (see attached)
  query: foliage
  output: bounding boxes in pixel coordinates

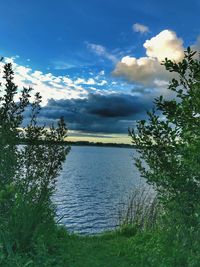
[129,48,200,222]
[126,48,200,265]
[0,60,70,261]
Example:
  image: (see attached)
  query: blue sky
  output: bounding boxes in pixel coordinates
[0,0,200,137]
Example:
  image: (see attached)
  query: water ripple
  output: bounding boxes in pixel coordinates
[53,146,143,235]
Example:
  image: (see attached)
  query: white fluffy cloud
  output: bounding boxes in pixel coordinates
[144,30,184,62]
[0,57,90,105]
[114,56,171,86]
[0,55,117,106]
[133,23,149,34]
[113,30,185,87]
[74,78,96,85]
[74,77,108,86]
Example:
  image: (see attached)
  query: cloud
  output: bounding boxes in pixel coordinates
[1,56,146,134]
[99,70,105,76]
[52,61,76,70]
[0,57,89,105]
[113,56,170,86]
[33,93,152,133]
[74,77,108,86]
[113,30,185,87]
[74,77,96,85]
[0,56,114,106]
[87,94,145,117]
[133,23,149,34]
[87,42,117,63]
[144,30,184,62]
[191,35,200,56]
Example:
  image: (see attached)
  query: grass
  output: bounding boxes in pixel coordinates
[0,227,139,267]
[118,186,158,231]
[0,225,154,267]
[55,226,200,267]
[62,232,136,267]
[2,218,200,267]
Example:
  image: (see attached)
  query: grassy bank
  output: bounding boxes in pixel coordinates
[3,223,199,267]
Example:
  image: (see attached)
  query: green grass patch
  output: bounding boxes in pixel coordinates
[2,224,200,267]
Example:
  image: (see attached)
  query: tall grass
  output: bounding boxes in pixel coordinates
[118,185,158,234]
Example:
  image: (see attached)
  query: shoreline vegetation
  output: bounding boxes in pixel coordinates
[1,49,200,266]
[18,139,135,148]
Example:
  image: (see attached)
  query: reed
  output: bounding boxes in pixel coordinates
[118,185,158,233]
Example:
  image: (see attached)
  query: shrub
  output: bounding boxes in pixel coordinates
[128,48,200,265]
[130,48,200,223]
[0,60,70,258]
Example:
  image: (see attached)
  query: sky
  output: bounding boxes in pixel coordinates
[0,0,200,143]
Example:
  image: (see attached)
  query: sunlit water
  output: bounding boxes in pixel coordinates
[53,146,144,235]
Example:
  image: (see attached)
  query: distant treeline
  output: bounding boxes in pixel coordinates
[17,139,135,148]
[66,140,134,148]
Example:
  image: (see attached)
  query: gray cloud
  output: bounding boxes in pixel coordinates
[191,36,200,57]
[32,93,153,133]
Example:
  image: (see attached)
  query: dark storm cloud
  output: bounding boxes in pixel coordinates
[33,93,153,133]
[87,94,144,117]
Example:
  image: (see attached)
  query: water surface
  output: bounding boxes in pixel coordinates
[54,146,143,235]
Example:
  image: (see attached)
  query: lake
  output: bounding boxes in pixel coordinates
[54,146,144,235]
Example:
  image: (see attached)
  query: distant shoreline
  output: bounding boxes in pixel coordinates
[17,139,135,148]
[66,141,134,148]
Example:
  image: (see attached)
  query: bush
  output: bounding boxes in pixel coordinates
[130,48,200,223]
[128,48,200,265]
[0,60,70,261]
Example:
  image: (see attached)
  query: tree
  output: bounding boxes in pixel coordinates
[0,60,70,253]
[129,48,200,223]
